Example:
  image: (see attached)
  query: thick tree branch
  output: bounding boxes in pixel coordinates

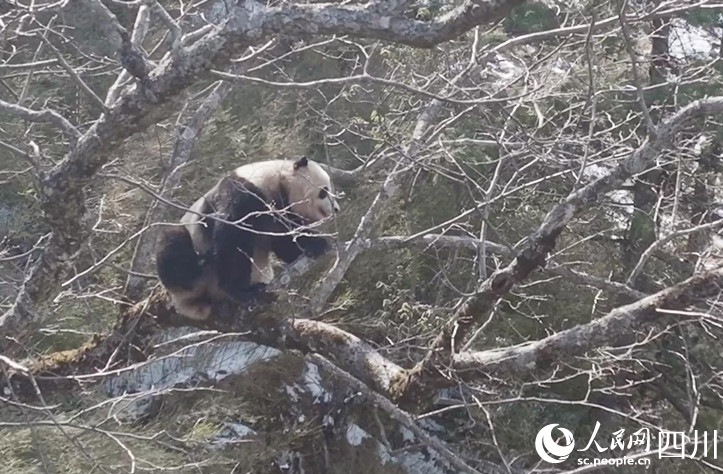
[392,97,723,406]
[260,0,526,49]
[15,289,407,401]
[0,0,526,346]
[452,266,723,376]
[311,354,487,474]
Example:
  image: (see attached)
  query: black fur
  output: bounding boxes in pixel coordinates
[270,179,331,261]
[272,234,330,263]
[155,226,203,291]
[156,172,330,307]
[211,175,274,301]
[293,156,308,170]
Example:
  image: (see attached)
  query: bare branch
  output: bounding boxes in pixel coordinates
[261,0,527,48]
[104,3,152,107]
[618,0,656,136]
[395,97,723,403]
[453,266,723,376]
[0,59,58,71]
[152,0,182,52]
[627,219,723,286]
[1,0,525,341]
[311,354,488,474]
[211,70,525,106]
[0,98,80,142]
[88,0,153,85]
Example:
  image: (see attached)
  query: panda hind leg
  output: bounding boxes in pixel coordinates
[156,226,204,291]
[233,283,276,306]
[298,235,331,258]
[156,227,217,320]
[171,291,215,321]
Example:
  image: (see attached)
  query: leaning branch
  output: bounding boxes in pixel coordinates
[392,97,723,405]
[311,354,487,474]
[452,266,723,376]
[104,1,152,107]
[124,80,232,300]
[0,99,80,142]
[0,0,526,345]
[626,219,723,286]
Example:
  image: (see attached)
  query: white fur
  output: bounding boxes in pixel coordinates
[167,158,338,320]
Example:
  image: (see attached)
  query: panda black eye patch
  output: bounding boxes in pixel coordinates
[318,187,329,199]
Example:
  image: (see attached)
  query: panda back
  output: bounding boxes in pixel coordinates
[232,160,290,196]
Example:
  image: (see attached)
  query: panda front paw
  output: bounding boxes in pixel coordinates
[300,236,331,258]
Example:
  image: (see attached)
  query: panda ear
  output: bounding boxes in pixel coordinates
[293,156,309,170]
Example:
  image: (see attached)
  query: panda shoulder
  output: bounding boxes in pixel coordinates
[232,160,293,181]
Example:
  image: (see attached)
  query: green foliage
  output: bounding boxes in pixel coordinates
[687,9,723,27]
[503,2,560,36]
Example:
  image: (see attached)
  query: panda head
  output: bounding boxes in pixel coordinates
[287,156,340,223]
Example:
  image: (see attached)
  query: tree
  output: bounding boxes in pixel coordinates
[2,0,723,472]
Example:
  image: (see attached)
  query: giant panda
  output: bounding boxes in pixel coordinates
[155,156,339,320]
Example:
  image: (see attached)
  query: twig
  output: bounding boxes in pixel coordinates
[211,70,529,106]
[105,3,152,106]
[0,98,80,141]
[618,0,656,136]
[627,219,723,286]
[38,32,109,113]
